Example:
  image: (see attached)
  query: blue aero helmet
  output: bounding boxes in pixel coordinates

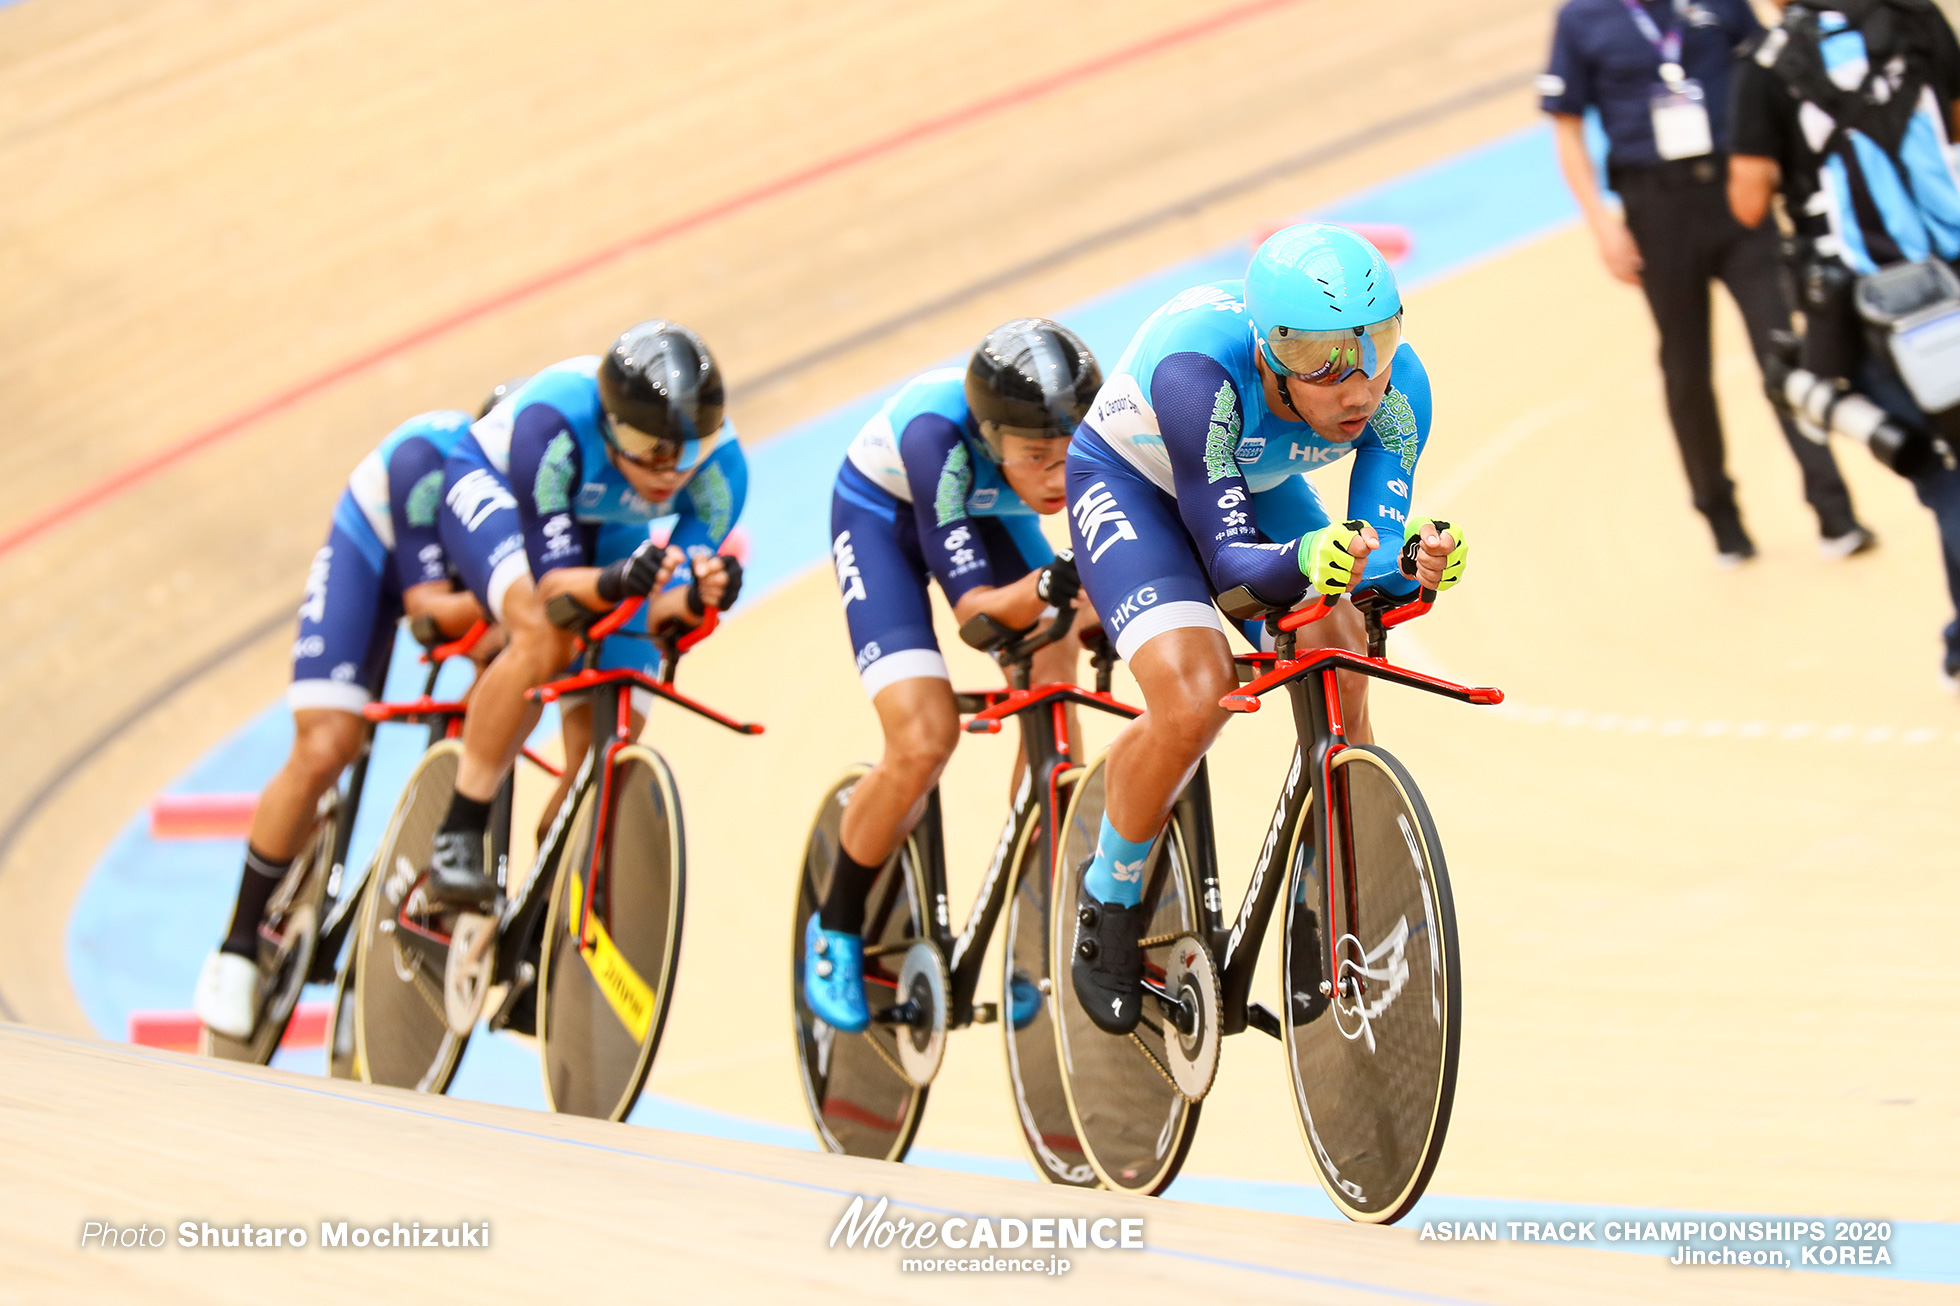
[1245,223,1403,413]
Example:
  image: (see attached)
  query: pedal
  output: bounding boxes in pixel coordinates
[443,912,498,1036]
[487,962,537,1036]
[1246,1001,1283,1041]
[969,1002,999,1026]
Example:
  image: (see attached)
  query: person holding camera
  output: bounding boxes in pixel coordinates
[1730,0,1960,688]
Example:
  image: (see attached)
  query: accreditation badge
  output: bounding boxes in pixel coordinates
[1650,77,1713,161]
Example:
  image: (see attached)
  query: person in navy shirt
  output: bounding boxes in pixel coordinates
[1543,0,1870,563]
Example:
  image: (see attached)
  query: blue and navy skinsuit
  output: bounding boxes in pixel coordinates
[1066,280,1432,659]
[292,410,476,712]
[830,368,1056,695]
[437,356,748,678]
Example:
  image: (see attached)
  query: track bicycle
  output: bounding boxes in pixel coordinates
[201,618,488,1068]
[350,597,759,1116]
[1048,586,1501,1219]
[791,609,1137,1184]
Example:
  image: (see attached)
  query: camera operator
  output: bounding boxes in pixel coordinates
[1730,0,1960,689]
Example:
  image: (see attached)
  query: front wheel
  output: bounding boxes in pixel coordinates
[1001,772,1098,1188]
[199,790,339,1064]
[1049,754,1203,1195]
[791,767,932,1162]
[1283,744,1460,1224]
[537,744,686,1120]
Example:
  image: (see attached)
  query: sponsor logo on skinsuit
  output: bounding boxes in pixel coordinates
[1071,483,1137,563]
[833,531,867,606]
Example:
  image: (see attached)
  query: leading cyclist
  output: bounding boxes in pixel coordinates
[802,319,1099,1033]
[193,394,509,1038]
[1064,223,1467,1034]
[423,320,745,909]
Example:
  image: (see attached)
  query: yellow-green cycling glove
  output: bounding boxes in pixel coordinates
[1296,520,1370,596]
[1397,517,1467,591]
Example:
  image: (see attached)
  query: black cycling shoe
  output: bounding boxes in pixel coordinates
[1286,896,1331,1026]
[1071,868,1148,1036]
[423,830,498,912]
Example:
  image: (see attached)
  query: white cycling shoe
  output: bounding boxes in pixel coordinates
[194,950,259,1040]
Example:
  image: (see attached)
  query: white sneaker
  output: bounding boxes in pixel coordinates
[194,950,259,1040]
[1819,526,1878,560]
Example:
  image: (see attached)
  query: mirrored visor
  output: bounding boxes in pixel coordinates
[1265,314,1403,385]
[605,415,722,474]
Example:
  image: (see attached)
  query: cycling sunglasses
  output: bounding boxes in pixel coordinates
[1263,313,1404,386]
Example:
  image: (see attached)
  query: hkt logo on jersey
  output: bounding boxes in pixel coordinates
[1071,482,1137,564]
[446,469,517,532]
[1103,585,1159,632]
[298,546,332,624]
[832,531,867,606]
[1287,444,1340,465]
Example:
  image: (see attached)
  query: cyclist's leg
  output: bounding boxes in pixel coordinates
[1249,476,1374,743]
[200,521,395,1034]
[1065,447,1222,1031]
[829,482,956,928]
[428,463,571,905]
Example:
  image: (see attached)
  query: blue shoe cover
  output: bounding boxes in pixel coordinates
[803,913,869,1033]
[1008,972,1043,1031]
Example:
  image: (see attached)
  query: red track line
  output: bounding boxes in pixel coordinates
[0,0,1310,563]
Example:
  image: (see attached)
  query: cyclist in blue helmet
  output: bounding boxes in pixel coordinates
[1063,223,1468,1034]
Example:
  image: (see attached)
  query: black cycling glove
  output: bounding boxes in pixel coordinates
[685,556,745,615]
[1035,549,1079,609]
[596,540,669,603]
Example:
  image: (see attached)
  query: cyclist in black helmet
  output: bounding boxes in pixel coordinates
[423,321,746,909]
[803,318,1099,1032]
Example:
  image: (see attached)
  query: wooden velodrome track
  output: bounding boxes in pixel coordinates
[2,0,1956,1299]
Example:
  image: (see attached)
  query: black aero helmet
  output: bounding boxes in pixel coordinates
[478,375,532,419]
[597,320,725,464]
[964,318,1102,462]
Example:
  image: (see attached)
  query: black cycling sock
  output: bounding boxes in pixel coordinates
[221,846,291,957]
[439,792,493,837]
[819,845,883,935]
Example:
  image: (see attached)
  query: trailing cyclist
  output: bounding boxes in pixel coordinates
[194,393,510,1039]
[802,319,1100,1033]
[423,320,745,910]
[1729,0,1960,688]
[1062,223,1466,1035]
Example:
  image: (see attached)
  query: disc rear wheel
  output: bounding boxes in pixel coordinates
[791,767,932,1161]
[352,740,472,1094]
[1283,744,1460,1224]
[538,744,686,1120]
[1050,756,1202,1195]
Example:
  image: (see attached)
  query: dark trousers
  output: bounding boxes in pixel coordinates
[1618,161,1859,538]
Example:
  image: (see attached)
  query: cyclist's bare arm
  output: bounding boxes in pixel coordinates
[951,569,1056,635]
[536,549,731,628]
[402,580,485,638]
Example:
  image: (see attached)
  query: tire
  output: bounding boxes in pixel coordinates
[1049,754,1202,1195]
[324,937,359,1080]
[791,767,932,1162]
[1282,744,1460,1224]
[537,744,686,1121]
[352,740,471,1094]
[1001,771,1098,1187]
[199,790,339,1065]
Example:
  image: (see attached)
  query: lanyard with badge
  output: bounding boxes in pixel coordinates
[1621,0,1713,160]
